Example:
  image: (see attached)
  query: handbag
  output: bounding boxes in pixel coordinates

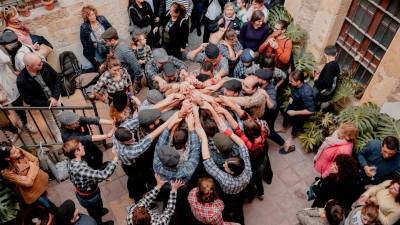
[37,143,69,183]
[209,27,225,44]
[307,177,321,201]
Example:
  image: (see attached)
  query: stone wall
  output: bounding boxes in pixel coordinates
[284,0,352,63]
[20,0,131,71]
[361,31,400,105]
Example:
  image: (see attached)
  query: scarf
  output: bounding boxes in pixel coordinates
[223,14,236,29]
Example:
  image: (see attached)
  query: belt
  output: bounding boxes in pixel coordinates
[75,187,98,197]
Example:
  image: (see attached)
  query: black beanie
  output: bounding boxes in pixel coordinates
[55,200,76,225]
[205,44,219,59]
[112,91,128,112]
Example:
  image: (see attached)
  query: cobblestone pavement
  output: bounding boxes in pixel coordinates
[46,29,319,225]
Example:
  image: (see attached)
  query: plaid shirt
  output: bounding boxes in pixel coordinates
[93,68,132,94]
[192,53,229,77]
[203,145,252,195]
[153,129,201,182]
[145,56,187,89]
[113,117,152,165]
[132,45,153,64]
[68,159,117,192]
[217,42,243,67]
[127,187,177,225]
[233,61,260,79]
[188,188,236,225]
[209,139,240,169]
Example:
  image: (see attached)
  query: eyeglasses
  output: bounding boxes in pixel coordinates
[273,27,282,31]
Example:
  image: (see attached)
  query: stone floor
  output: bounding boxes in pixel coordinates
[46,117,319,225]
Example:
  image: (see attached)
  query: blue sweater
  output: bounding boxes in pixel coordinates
[357,139,400,183]
[239,22,269,51]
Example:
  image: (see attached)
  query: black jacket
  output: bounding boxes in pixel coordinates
[129,1,154,28]
[208,14,241,33]
[16,62,61,106]
[162,15,189,58]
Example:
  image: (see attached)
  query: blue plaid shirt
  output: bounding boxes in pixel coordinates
[153,129,201,182]
[113,117,153,165]
[145,56,187,89]
[203,145,252,195]
[209,139,240,169]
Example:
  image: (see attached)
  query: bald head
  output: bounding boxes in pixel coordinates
[23,53,43,72]
[242,75,259,95]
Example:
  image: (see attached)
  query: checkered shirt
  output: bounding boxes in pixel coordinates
[113,117,152,165]
[192,52,229,77]
[145,56,187,89]
[203,145,252,195]
[93,68,132,94]
[188,188,237,225]
[127,187,177,225]
[68,159,117,192]
[209,139,240,169]
[153,129,201,182]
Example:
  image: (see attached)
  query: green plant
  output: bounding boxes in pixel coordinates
[16,0,26,8]
[267,5,293,29]
[293,50,317,76]
[337,102,380,136]
[286,23,308,44]
[377,114,400,140]
[0,181,20,223]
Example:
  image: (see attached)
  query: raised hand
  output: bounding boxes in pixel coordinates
[155,173,167,190]
[170,179,185,192]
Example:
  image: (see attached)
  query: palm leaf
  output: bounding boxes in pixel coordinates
[0,181,20,223]
[354,132,377,152]
[286,23,307,44]
[293,51,317,76]
[337,103,380,135]
[331,78,356,103]
[267,5,293,28]
[377,114,400,140]
[299,123,324,152]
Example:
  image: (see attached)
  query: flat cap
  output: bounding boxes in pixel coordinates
[213,132,234,154]
[138,108,161,126]
[147,89,164,104]
[241,48,255,63]
[153,48,169,63]
[223,79,242,93]
[57,111,80,126]
[254,69,273,81]
[157,145,180,168]
[101,27,118,40]
[162,62,177,77]
[0,30,18,45]
[205,43,219,59]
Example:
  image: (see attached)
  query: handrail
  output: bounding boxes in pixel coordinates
[0,105,95,110]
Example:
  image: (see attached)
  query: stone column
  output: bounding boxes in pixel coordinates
[285,0,352,63]
[361,30,400,106]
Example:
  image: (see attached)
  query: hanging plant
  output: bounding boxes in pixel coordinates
[0,181,20,223]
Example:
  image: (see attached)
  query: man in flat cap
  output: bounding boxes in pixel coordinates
[187,43,229,79]
[101,27,142,93]
[58,111,115,169]
[145,48,188,89]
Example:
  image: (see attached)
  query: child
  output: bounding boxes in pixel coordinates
[131,33,153,69]
[236,0,248,26]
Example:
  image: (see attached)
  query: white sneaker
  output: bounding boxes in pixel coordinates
[10,128,22,143]
[25,124,38,133]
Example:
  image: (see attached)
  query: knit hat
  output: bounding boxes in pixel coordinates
[196,73,211,82]
[146,89,164,104]
[55,200,76,225]
[160,109,178,122]
[240,49,254,63]
[205,44,219,59]
[213,132,234,154]
[0,30,18,45]
[101,27,118,40]
[254,69,273,81]
[57,111,80,126]
[112,91,129,112]
[157,145,180,168]
[223,79,242,93]
[153,48,169,63]
[138,108,161,126]
[163,62,177,77]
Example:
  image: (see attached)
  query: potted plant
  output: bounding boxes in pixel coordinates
[16,0,31,17]
[41,0,55,10]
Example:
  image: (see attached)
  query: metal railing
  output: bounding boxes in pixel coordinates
[0,102,106,148]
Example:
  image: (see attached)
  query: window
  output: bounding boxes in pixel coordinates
[336,0,400,85]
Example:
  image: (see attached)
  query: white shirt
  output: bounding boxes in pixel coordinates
[0,49,19,104]
[244,6,269,23]
[14,45,45,72]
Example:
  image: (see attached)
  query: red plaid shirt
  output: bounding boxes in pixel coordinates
[188,188,237,225]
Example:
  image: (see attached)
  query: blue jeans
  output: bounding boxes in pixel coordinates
[76,189,103,224]
[37,193,57,213]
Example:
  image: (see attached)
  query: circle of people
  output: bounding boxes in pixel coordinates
[0,1,400,225]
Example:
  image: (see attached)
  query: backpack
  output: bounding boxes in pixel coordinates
[59,51,81,97]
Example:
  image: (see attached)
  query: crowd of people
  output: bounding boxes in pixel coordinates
[0,0,400,225]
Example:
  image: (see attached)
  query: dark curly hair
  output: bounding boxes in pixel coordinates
[330,154,359,183]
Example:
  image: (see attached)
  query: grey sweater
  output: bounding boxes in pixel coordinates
[113,41,141,81]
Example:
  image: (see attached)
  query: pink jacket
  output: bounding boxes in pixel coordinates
[314,141,353,178]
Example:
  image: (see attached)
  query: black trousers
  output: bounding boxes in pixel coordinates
[282,111,310,137]
[220,191,245,225]
[122,162,155,202]
[11,96,27,125]
[84,142,103,170]
[202,17,213,43]
[263,108,285,146]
